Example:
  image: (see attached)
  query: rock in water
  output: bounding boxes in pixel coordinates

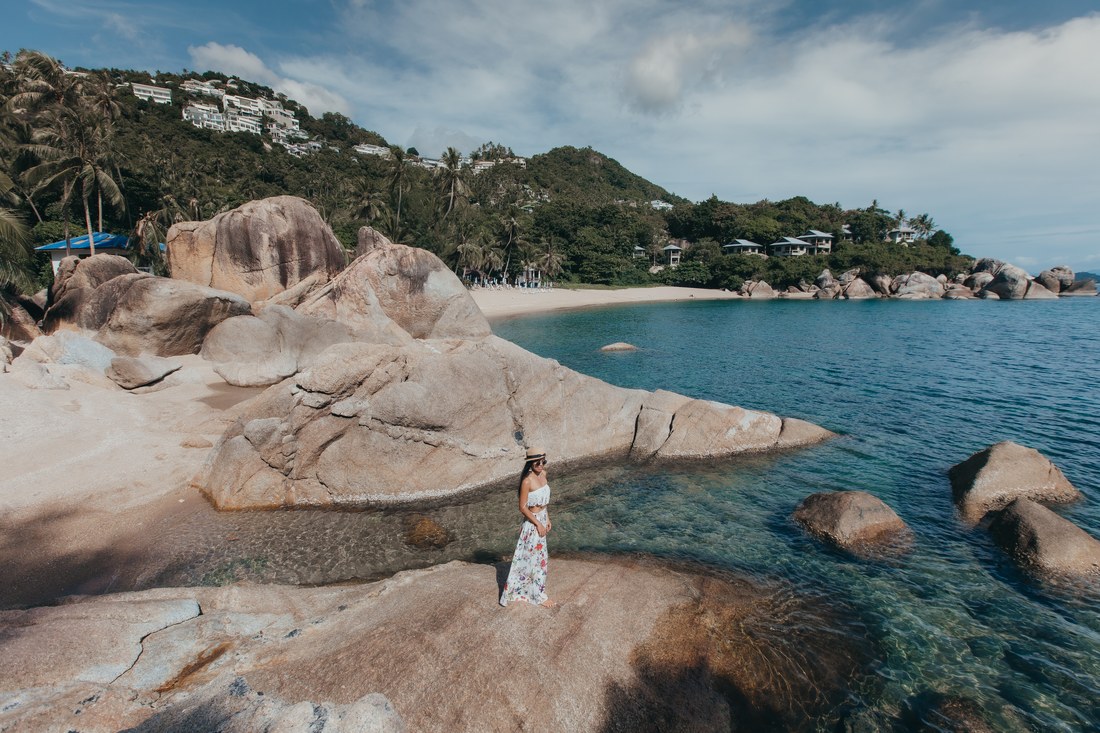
[166,195,347,302]
[842,278,877,299]
[1036,266,1075,294]
[989,498,1100,578]
[793,491,909,553]
[981,264,1057,300]
[949,441,1081,523]
[892,272,945,299]
[403,514,452,549]
[600,342,638,352]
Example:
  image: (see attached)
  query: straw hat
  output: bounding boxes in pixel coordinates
[524,447,547,462]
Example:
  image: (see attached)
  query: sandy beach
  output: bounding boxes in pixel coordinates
[469,285,741,320]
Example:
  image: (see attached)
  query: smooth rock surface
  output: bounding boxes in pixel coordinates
[949,441,1081,522]
[106,355,182,390]
[793,491,909,552]
[981,264,1057,300]
[988,498,1100,578]
[299,230,489,340]
[742,280,776,299]
[843,278,877,299]
[166,196,347,302]
[600,342,638,352]
[0,559,870,732]
[892,272,945,299]
[197,338,833,509]
[1036,266,1075,294]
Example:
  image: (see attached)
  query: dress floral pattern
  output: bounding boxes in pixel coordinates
[500,487,550,606]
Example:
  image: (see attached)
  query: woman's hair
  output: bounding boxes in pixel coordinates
[518,458,539,493]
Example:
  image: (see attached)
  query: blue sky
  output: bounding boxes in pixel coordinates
[4,1,1099,271]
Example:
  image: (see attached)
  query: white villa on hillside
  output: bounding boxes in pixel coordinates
[797,230,834,253]
[886,225,916,244]
[182,102,225,130]
[650,200,674,211]
[131,82,171,104]
[767,237,813,257]
[722,239,765,256]
[180,78,224,98]
[353,143,392,158]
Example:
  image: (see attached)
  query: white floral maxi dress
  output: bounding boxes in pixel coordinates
[500,484,550,606]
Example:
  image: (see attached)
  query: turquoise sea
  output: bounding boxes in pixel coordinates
[7,297,1099,730]
[492,297,1100,731]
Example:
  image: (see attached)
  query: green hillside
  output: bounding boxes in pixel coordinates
[0,48,968,296]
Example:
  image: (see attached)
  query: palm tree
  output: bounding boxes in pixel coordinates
[539,238,564,280]
[0,206,31,293]
[23,105,124,254]
[909,213,936,239]
[386,145,409,238]
[436,147,468,220]
[7,50,85,115]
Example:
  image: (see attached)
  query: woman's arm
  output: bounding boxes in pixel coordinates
[518,478,547,536]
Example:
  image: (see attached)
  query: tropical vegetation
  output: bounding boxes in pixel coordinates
[0,49,970,306]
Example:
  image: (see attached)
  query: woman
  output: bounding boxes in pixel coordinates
[500,447,555,607]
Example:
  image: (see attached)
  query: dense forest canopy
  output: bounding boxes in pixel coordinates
[0,49,971,302]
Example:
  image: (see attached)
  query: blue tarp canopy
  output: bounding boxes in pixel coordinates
[35,232,131,252]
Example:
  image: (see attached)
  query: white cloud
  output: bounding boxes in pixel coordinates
[188,42,351,117]
[202,4,1100,270]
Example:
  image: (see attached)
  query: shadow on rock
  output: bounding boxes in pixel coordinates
[599,571,874,732]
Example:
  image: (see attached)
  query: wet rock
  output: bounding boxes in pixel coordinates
[793,491,909,552]
[166,196,347,302]
[106,355,182,390]
[989,498,1100,577]
[902,691,1016,733]
[892,272,945,299]
[402,514,452,549]
[600,342,638,352]
[949,441,1081,523]
[976,289,1000,300]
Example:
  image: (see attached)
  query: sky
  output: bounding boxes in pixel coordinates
[4,0,1099,272]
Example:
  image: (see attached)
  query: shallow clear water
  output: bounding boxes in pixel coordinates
[492,297,1100,730]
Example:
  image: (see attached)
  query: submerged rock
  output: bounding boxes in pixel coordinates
[793,491,909,553]
[988,498,1100,578]
[402,514,452,549]
[949,441,1081,523]
[600,342,639,352]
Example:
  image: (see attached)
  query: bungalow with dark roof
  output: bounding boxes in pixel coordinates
[886,225,916,245]
[663,242,682,267]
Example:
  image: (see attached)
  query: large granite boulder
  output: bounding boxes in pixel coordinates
[1062,278,1098,296]
[949,441,1081,523]
[963,271,994,292]
[837,267,861,286]
[970,258,1005,275]
[201,305,360,387]
[39,256,251,357]
[197,337,833,510]
[793,491,909,553]
[106,355,182,390]
[815,269,836,289]
[892,272,944,299]
[94,277,252,357]
[1036,266,1075,294]
[842,278,877,299]
[981,264,1057,300]
[989,498,1100,578]
[296,235,488,340]
[0,295,41,342]
[41,254,138,332]
[867,274,893,295]
[814,284,842,300]
[166,196,347,302]
[741,280,776,299]
[0,559,870,732]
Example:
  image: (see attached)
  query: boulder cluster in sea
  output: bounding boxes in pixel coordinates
[792,440,1099,583]
[737,261,1097,300]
